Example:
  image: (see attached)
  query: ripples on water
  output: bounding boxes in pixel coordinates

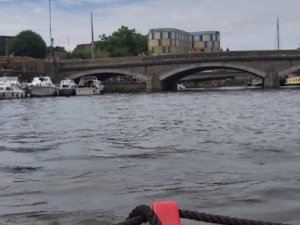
[1,88,300,224]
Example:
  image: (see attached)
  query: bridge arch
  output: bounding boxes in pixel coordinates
[159,63,266,82]
[67,69,149,82]
[279,65,300,77]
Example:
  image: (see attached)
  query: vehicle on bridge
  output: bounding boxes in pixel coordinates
[75,76,104,96]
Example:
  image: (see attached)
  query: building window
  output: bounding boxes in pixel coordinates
[211,34,216,41]
[154,32,161,39]
[207,41,213,48]
[184,34,187,41]
[203,34,210,41]
[162,46,170,53]
[194,35,199,42]
[171,32,176,39]
[162,32,169,39]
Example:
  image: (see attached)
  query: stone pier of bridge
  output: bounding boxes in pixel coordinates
[263,71,280,89]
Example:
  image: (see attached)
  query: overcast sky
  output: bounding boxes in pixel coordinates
[1,0,300,51]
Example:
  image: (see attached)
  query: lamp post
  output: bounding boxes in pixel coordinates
[91,11,95,59]
[49,0,53,59]
[276,17,280,51]
[66,36,70,52]
[5,38,8,56]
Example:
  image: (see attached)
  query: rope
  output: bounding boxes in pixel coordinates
[114,205,292,225]
[179,209,291,225]
[114,205,161,225]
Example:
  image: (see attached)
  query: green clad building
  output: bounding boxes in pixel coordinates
[148,28,220,55]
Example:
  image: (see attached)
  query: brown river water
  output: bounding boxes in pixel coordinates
[1,87,300,225]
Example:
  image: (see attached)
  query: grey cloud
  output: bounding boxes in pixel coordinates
[1,0,300,50]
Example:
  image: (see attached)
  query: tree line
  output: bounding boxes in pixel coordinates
[7,26,148,59]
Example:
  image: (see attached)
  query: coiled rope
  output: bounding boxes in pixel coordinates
[114,205,292,225]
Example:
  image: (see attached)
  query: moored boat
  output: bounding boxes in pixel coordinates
[58,79,76,96]
[177,83,185,90]
[247,77,263,87]
[75,76,104,96]
[0,76,25,99]
[285,76,300,86]
[29,76,58,97]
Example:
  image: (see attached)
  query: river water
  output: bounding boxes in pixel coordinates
[1,87,300,225]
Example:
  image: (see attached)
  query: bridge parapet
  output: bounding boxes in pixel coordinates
[142,50,300,61]
[58,50,300,71]
[59,56,144,66]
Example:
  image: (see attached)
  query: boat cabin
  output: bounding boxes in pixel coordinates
[31,76,54,87]
[78,76,101,88]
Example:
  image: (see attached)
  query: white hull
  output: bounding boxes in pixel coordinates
[0,76,25,99]
[58,88,76,96]
[59,79,77,96]
[30,86,58,97]
[0,90,25,99]
[76,76,103,96]
[177,84,185,90]
[75,87,101,96]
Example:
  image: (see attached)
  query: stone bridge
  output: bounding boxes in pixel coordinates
[53,50,300,91]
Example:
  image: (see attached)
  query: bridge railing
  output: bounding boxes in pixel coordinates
[59,56,144,65]
[57,49,300,69]
[142,49,300,61]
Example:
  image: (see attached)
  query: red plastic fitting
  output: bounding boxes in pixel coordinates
[152,201,182,225]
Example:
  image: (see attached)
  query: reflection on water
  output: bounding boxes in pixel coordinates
[1,88,300,225]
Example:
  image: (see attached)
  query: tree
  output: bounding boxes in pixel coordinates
[69,44,91,59]
[67,26,148,59]
[8,30,47,59]
[47,46,66,53]
[97,26,148,57]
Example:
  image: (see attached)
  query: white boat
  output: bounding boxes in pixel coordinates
[247,77,263,87]
[0,76,25,99]
[29,76,58,97]
[285,76,300,86]
[75,76,104,96]
[177,83,186,90]
[58,79,76,96]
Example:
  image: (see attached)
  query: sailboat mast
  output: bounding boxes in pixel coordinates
[91,11,95,59]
